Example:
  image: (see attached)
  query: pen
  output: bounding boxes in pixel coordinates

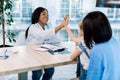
[41,46,49,49]
[41,46,55,55]
[4,49,7,56]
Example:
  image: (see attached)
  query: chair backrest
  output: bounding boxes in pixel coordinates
[16,32,26,46]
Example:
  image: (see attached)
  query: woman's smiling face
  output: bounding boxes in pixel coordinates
[39,10,48,25]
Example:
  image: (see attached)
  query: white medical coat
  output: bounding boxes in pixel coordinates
[26,23,60,45]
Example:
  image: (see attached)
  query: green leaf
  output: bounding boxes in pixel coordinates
[0,15,1,24]
[5,2,12,10]
[11,32,15,36]
[12,38,16,42]
[8,36,12,43]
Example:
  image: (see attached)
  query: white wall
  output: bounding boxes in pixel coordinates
[82,0,97,12]
[46,0,57,27]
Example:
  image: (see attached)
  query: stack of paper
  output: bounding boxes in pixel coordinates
[40,44,65,52]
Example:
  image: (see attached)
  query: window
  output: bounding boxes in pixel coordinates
[1,0,120,44]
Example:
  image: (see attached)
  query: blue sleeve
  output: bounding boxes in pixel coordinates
[86,48,104,80]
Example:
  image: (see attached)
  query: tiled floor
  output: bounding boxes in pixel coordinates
[52,64,76,80]
[0,64,77,80]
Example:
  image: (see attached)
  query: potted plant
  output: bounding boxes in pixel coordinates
[0,0,16,47]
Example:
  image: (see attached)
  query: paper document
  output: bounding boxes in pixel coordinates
[35,47,48,52]
[40,44,65,52]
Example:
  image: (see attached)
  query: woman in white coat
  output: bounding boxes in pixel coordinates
[25,7,66,80]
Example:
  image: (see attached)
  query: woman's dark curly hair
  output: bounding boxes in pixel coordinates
[25,7,48,39]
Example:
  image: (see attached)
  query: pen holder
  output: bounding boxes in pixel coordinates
[0,49,9,59]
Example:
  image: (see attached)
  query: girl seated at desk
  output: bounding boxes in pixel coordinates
[65,11,120,80]
[64,16,90,80]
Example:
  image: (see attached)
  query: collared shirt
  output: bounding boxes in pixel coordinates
[26,23,60,45]
[86,37,120,80]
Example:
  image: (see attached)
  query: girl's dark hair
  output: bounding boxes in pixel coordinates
[25,7,48,39]
[83,11,112,49]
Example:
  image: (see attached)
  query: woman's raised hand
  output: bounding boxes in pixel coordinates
[64,14,69,27]
[60,14,69,28]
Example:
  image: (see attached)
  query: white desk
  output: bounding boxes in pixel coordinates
[0,42,77,78]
